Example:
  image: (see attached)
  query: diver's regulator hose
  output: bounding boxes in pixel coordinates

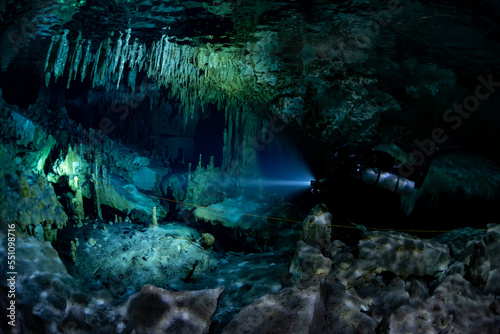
[361,168,415,196]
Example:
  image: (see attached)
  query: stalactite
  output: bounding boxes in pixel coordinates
[44,35,56,73]
[129,38,138,68]
[234,108,241,161]
[44,28,271,131]
[116,28,131,88]
[112,31,123,75]
[137,44,145,72]
[98,36,114,88]
[153,35,163,75]
[81,40,92,82]
[223,128,229,168]
[222,106,235,169]
[54,29,70,83]
[91,42,103,88]
[72,32,84,82]
[44,34,58,86]
[67,31,83,88]
[146,41,155,78]
[160,36,169,77]
[128,68,137,89]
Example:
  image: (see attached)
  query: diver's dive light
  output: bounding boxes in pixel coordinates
[310,179,317,193]
[310,179,327,194]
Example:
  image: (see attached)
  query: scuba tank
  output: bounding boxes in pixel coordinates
[362,168,415,196]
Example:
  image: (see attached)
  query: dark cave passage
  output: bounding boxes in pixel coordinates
[194,104,225,168]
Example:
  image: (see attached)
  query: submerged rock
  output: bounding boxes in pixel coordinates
[462,224,500,295]
[357,230,451,279]
[100,175,166,219]
[70,222,219,296]
[389,274,500,334]
[222,277,327,334]
[125,284,224,334]
[0,145,68,242]
[0,233,224,333]
[221,205,499,333]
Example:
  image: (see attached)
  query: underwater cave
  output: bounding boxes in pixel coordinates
[1,0,500,333]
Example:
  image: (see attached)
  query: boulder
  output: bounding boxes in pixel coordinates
[125,284,224,334]
[222,277,326,334]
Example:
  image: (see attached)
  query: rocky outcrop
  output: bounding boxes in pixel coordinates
[3,204,500,333]
[0,233,223,333]
[222,205,500,333]
[0,145,67,242]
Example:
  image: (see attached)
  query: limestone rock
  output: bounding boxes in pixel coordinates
[125,284,224,334]
[160,173,187,202]
[52,145,89,188]
[131,165,156,191]
[72,223,218,296]
[357,231,451,279]
[222,277,326,334]
[389,274,500,334]
[0,234,80,330]
[322,280,377,334]
[464,224,500,294]
[99,175,166,219]
[7,110,56,175]
[0,234,224,333]
[0,145,67,241]
[301,203,332,251]
[289,240,332,283]
[201,232,215,248]
[110,144,151,172]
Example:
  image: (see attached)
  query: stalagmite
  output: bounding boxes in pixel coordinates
[71,239,78,263]
[73,176,84,224]
[92,151,102,220]
[102,165,108,187]
[197,153,203,172]
[151,206,158,228]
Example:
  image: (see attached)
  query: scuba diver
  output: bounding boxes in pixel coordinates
[311,137,437,197]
